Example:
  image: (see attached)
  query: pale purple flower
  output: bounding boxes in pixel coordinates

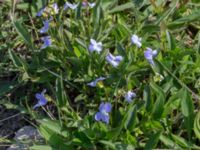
[125,91,136,103]
[64,2,78,10]
[131,34,142,48]
[36,7,45,17]
[106,53,123,67]
[87,77,106,87]
[88,39,102,53]
[144,47,158,65]
[88,2,96,8]
[33,89,48,109]
[40,20,49,33]
[52,3,59,14]
[41,36,52,49]
[82,2,88,7]
[95,102,112,124]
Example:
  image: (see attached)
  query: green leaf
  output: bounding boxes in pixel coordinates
[30,145,54,150]
[180,88,194,140]
[144,130,162,150]
[124,105,137,130]
[150,82,165,119]
[38,119,73,149]
[12,20,34,49]
[160,134,181,149]
[152,94,165,119]
[99,140,115,149]
[8,49,27,69]
[171,134,189,148]
[143,85,152,112]
[38,119,68,137]
[74,131,94,148]
[155,0,178,25]
[108,2,134,14]
[56,76,67,107]
[166,30,176,50]
[168,10,200,28]
[0,81,19,97]
[194,110,200,140]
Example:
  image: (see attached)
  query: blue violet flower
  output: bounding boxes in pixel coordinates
[52,3,59,14]
[88,39,103,54]
[106,53,123,67]
[88,2,96,8]
[131,34,142,48]
[40,19,51,34]
[95,102,112,124]
[41,36,52,49]
[33,89,48,109]
[64,2,78,10]
[87,77,106,87]
[144,47,158,65]
[36,7,46,17]
[125,91,136,103]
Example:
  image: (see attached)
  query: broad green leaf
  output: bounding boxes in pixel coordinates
[8,49,27,69]
[38,119,68,137]
[160,134,181,149]
[166,30,176,50]
[180,88,194,140]
[143,85,152,112]
[108,2,134,14]
[194,111,200,140]
[30,145,54,150]
[12,20,34,49]
[152,94,165,119]
[74,131,94,148]
[39,125,73,149]
[144,130,162,150]
[74,46,81,58]
[150,82,165,119]
[172,134,200,149]
[171,134,189,148]
[99,140,115,149]
[56,76,67,107]
[168,10,200,28]
[124,105,137,130]
[198,32,200,53]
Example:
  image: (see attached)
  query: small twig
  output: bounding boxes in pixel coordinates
[0,113,21,123]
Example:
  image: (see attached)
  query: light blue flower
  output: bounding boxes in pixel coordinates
[36,7,45,17]
[131,34,142,48]
[82,1,88,7]
[144,47,158,65]
[87,77,106,87]
[95,102,112,124]
[64,2,78,10]
[41,36,52,49]
[88,39,102,53]
[125,91,136,103]
[40,20,50,34]
[52,3,59,14]
[33,89,48,109]
[106,53,123,67]
[88,2,96,8]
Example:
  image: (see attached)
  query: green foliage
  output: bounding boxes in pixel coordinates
[1,0,200,149]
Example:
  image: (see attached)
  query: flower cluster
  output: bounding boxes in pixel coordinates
[36,2,97,49]
[34,3,160,125]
